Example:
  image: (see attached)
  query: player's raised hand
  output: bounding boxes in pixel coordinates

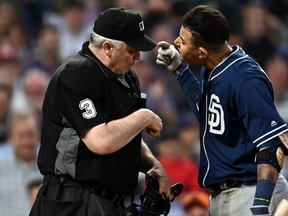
[156,41,181,72]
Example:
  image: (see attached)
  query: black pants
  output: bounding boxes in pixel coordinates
[29,175,126,216]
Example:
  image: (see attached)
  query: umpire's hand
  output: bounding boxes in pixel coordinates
[144,109,163,138]
[147,167,171,199]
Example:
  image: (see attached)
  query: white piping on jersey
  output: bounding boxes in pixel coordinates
[208,45,239,79]
[256,129,288,148]
[253,124,288,148]
[253,123,286,143]
[210,54,248,81]
[202,94,210,188]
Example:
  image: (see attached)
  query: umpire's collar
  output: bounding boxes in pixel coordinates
[79,41,119,79]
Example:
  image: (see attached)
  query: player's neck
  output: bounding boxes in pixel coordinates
[206,42,232,71]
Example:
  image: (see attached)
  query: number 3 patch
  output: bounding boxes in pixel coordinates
[79,98,97,119]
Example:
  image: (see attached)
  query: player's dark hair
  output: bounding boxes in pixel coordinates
[182,5,230,49]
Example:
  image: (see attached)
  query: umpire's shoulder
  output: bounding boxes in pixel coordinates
[56,53,104,92]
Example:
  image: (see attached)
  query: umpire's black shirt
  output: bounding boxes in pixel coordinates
[38,42,144,194]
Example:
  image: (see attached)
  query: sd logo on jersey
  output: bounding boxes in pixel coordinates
[208,94,225,135]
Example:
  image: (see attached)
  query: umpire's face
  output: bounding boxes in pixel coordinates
[107,42,140,75]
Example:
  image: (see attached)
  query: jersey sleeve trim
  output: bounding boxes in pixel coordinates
[253,124,288,148]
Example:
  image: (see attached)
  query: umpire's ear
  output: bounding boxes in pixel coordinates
[103,41,112,57]
[198,47,208,59]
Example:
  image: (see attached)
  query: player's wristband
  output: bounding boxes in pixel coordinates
[253,180,275,207]
[250,205,269,215]
[173,63,188,78]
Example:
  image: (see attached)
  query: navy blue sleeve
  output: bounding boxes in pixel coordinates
[234,77,288,149]
[176,63,201,120]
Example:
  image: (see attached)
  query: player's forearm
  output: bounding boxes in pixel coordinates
[255,163,278,205]
[257,163,279,182]
[251,163,279,215]
[82,108,159,155]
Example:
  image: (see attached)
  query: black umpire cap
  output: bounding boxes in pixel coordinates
[93,8,156,51]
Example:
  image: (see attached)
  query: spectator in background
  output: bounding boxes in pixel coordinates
[46,1,91,60]
[156,129,202,197]
[147,75,179,127]
[114,0,143,13]
[264,55,288,123]
[15,68,49,127]
[1,22,32,63]
[14,0,51,40]
[0,1,19,43]
[27,174,43,207]
[265,55,288,181]
[182,191,209,216]
[0,57,21,144]
[145,0,172,14]
[0,111,41,216]
[0,82,12,143]
[21,24,60,78]
[154,129,202,215]
[177,114,200,164]
[0,56,21,91]
[241,3,275,67]
[0,1,32,64]
[132,60,155,93]
[0,54,20,121]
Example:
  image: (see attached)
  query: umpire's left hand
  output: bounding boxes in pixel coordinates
[146,166,171,198]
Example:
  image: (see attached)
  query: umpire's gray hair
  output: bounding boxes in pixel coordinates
[89,31,124,50]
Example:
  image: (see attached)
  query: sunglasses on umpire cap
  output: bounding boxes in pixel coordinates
[93,8,156,51]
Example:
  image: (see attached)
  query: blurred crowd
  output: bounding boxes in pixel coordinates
[0,0,288,215]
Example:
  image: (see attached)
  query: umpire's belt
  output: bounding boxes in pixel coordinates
[208,178,256,197]
[44,175,126,205]
[90,187,126,204]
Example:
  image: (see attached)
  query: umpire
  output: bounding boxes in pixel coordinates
[29,8,171,216]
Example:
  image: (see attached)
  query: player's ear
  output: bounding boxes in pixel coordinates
[198,47,208,59]
[103,41,112,57]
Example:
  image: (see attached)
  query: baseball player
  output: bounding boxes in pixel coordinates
[156,5,288,216]
[29,8,171,216]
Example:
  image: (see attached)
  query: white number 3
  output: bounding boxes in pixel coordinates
[79,98,97,119]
